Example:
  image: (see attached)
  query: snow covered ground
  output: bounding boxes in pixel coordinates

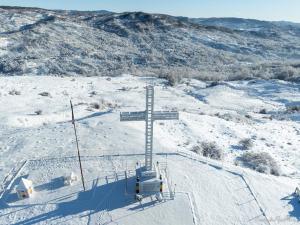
[0,75,299,224]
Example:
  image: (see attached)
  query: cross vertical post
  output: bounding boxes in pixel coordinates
[120,85,179,172]
[145,86,154,170]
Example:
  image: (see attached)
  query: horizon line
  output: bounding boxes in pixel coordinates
[0,5,299,24]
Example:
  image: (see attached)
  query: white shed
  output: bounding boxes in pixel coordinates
[16,178,34,199]
[64,172,78,186]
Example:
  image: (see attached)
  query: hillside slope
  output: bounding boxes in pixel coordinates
[0,7,300,80]
[0,75,299,224]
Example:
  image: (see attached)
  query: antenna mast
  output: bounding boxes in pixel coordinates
[70,100,86,191]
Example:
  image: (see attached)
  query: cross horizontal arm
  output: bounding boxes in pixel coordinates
[120,111,179,121]
[120,111,146,121]
[153,111,179,120]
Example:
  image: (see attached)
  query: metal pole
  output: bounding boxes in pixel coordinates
[70,100,86,191]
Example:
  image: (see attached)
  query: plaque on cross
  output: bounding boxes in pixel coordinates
[120,85,179,171]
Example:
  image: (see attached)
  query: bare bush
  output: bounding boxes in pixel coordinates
[245,114,252,119]
[166,74,179,86]
[34,109,42,115]
[207,81,220,88]
[8,89,21,95]
[201,142,223,160]
[215,113,234,121]
[259,109,267,114]
[89,102,100,109]
[191,142,223,160]
[39,92,51,97]
[214,112,246,123]
[274,65,297,80]
[158,69,182,86]
[89,91,97,97]
[75,102,88,106]
[118,86,131,91]
[88,99,119,111]
[239,138,253,150]
[62,90,68,96]
[191,145,201,154]
[238,152,280,176]
[286,105,300,113]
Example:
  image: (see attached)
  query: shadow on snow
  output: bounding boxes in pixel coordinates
[281,194,300,221]
[10,175,125,225]
[8,174,163,225]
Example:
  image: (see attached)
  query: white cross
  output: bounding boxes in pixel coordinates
[120,86,179,171]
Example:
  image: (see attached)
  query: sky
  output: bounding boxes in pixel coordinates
[0,0,300,23]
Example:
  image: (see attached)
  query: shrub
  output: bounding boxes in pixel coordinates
[245,114,252,119]
[215,113,233,121]
[62,90,69,96]
[89,91,97,96]
[207,81,220,88]
[158,70,181,86]
[286,105,300,113]
[259,109,267,114]
[39,92,51,97]
[239,138,253,150]
[238,152,280,176]
[166,73,179,86]
[0,59,23,74]
[90,102,100,109]
[274,65,296,80]
[88,99,119,111]
[191,145,201,154]
[34,110,42,115]
[8,89,21,95]
[118,87,131,91]
[201,142,223,160]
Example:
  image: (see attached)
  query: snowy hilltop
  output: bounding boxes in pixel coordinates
[0,75,299,224]
[0,6,300,81]
[0,6,300,225]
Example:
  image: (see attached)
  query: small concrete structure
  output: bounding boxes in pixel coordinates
[140,179,161,193]
[64,172,78,186]
[16,178,34,199]
[135,163,163,196]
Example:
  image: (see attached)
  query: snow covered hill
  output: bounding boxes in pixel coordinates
[0,6,300,224]
[0,75,299,224]
[0,7,300,80]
